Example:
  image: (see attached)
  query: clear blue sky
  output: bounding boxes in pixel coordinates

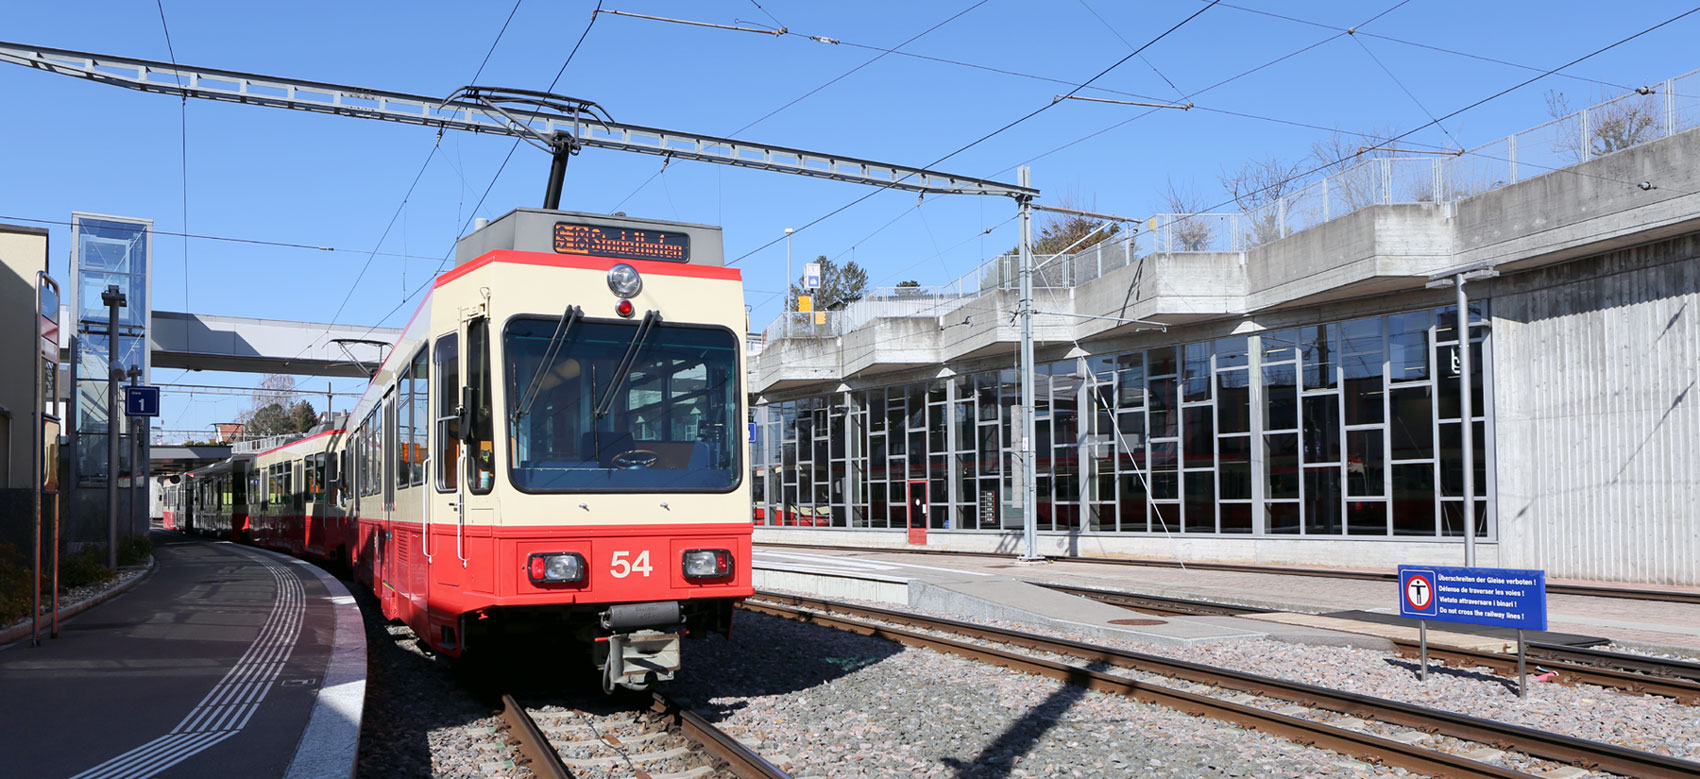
[4,0,1698,441]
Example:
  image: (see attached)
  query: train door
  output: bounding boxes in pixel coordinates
[430,332,462,592]
[382,395,400,618]
[906,479,928,545]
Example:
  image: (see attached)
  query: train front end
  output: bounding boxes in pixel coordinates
[430,210,750,690]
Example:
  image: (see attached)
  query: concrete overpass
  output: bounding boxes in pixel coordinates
[149,311,401,377]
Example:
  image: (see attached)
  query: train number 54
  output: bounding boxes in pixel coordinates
[611,550,653,578]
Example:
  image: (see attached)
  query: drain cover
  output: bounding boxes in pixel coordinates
[1108,618,1167,626]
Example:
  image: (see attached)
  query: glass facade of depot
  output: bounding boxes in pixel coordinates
[752,304,1491,540]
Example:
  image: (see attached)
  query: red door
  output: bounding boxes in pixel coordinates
[906,479,927,545]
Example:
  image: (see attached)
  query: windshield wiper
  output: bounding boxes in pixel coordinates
[512,304,582,422]
[595,309,660,418]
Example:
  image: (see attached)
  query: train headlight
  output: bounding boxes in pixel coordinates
[607,263,643,298]
[527,552,586,584]
[682,549,733,579]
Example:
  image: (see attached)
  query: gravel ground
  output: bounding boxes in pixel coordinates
[1601,641,1700,664]
[352,586,528,779]
[754,588,1700,773]
[669,610,1414,777]
[1,561,149,636]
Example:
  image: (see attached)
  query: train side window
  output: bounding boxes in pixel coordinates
[384,396,396,509]
[435,333,460,492]
[410,348,428,487]
[396,363,413,491]
[336,449,349,508]
[468,318,494,495]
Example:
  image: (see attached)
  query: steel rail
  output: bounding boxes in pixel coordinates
[753,542,1700,604]
[1043,583,1700,703]
[652,694,792,779]
[743,598,1529,779]
[1396,642,1700,705]
[744,592,1700,779]
[499,693,572,779]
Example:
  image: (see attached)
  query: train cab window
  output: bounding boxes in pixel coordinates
[435,334,460,492]
[503,317,741,493]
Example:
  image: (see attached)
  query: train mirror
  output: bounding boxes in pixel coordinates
[458,386,475,442]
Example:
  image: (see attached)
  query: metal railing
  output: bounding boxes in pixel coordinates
[760,68,1700,345]
[231,432,307,454]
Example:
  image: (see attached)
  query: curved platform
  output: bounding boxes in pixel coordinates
[0,531,364,778]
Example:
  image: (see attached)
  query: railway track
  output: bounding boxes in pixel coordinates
[744,591,1700,779]
[1042,583,1700,704]
[498,692,789,778]
[754,542,1700,604]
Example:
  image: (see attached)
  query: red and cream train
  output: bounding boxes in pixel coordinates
[165,210,753,690]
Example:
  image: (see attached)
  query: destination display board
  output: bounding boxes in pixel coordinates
[1398,564,1547,631]
[553,221,690,262]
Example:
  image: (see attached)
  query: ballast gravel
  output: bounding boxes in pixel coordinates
[754,587,1700,770]
[670,610,1410,777]
[353,589,525,779]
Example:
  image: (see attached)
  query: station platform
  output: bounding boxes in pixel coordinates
[0,531,365,778]
[752,544,1700,654]
[752,547,1392,649]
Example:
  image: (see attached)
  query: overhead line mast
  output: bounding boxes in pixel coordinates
[0,38,1055,562]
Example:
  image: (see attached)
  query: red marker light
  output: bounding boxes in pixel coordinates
[616,299,635,317]
[528,555,546,581]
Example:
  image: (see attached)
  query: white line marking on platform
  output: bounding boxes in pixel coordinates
[755,551,994,577]
[70,548,305,779]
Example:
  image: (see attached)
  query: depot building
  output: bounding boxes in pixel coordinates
[746,93,1700,587]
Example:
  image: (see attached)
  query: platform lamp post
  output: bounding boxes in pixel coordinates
[1426,263,1498,567]
[101,285,126,570]
[784,227,794,314]
[127,364,143,536]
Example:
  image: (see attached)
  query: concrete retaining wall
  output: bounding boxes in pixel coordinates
[1492,237,1700,584]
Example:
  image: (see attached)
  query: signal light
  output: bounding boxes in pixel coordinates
[683,549,732,579]
[616,299,635,317]
[607,263,643,297]
[527,552,586,584]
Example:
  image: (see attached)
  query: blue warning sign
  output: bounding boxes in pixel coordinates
[1398,565,1547,631]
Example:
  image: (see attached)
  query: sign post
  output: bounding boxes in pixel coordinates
[1399,565,1547,697]
[34,272,59,647]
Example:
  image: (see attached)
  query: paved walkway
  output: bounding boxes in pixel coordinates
[0,532,363,778]
[754,544,1700,653]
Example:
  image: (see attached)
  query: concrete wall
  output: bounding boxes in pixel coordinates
[0,225,47,490]
[1492,236,1700,585]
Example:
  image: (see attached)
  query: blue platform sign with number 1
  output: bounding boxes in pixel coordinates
[124,385,160,417]
[1398,565,1547,631]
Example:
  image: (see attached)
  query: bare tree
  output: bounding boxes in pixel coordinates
[1308,126,1408,210]
[1220,153,1306,247]
[1160,179,1215,252]
[1545,89,1661,164]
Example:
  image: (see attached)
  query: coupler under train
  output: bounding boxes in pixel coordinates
[594,601,686,692]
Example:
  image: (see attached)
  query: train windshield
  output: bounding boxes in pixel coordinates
[504,316,741,492]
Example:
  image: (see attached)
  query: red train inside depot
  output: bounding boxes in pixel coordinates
[161,210,753,691]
